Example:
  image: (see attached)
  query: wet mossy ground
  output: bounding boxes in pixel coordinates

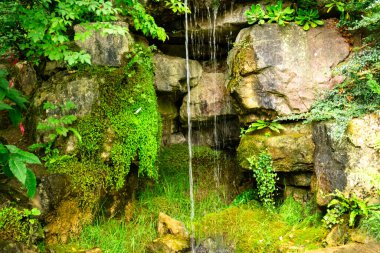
[52,144,327,253]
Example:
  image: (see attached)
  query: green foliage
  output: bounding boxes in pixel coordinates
[266,1,295,26]
[0,69,28,125]
[247,152,278,210]
[360,211,380,241]
[325,1,348,19]
[323,190,380,228]
[30,101,81,167]
[1,0,167,65]
[103,44,161,189]
[0,144,40,198]
[245,4,266,25]
[231,189,257,206]
[241,120,285,136]
[279,196,305,225]
[0,206,41,243]
[164,0,191,14]
[295,9,324,31]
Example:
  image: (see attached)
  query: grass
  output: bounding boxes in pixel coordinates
[52,144,327,253]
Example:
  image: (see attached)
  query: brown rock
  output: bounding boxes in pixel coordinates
[158,212,188,238]
[237,123,314,172]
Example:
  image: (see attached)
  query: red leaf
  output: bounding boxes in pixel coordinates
[19,122,25,136]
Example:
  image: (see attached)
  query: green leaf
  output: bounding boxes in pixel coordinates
[56,126,69,136]
[8,158,27,184]
[6,145,41,164]
[303,23,310,30]
[8,108,22,125]
[68,127,82,144]
[25,169,37,198]
[2,164,13,177]
[0,102,13,110]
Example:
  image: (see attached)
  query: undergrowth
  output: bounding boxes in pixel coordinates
[58,145,327,253]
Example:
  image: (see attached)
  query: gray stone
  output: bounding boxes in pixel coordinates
[237,123,314,172]
[227,20,350,122]
[74,22,133,66]
[189,118,240,148]
[312,113,380,206]
[33,72,101,118]
[180,73,236,122]
[154,53,203,93]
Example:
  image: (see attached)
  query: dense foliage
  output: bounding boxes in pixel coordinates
[0,0,167,65]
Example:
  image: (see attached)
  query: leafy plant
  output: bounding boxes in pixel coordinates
[30,101,81,167]
[0,144,40,198]
[325,1,348,20]
[0,69,28,126]
[245,4,266,25]
[164,0,190,14]
[1,0,167,66]
[295,9,324,30]
[231,189,257,206]
[323,190,380,228]
[241,120,285,136]
[265,1,295,26]
[247,152,278,210]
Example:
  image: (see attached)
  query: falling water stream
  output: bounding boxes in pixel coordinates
[184,0,195,251]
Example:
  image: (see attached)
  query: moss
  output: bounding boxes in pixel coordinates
[0,207,41,244]
[50,159,109,208]
[51,44,162,197]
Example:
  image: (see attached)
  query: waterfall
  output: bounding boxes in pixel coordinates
[184,0,195,252]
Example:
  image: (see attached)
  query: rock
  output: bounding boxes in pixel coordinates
[147,213,190,253]
[283,173,313,187]
[158,212,188,238]
[227,20,350,122]
[349,229,376,244]
[325,225,349,247]
[180,73,236,122]
[74,22,133,66]
[33,72,101,118]
[147,234,190,253]
[284,186,312,205]
[37,174,69,215]
[237,123,314,172]
[44,199,93,244]
[189,118,240,148]
[312,113,380,206]
[306,243,380,253]
[194,237,234,253]
[167,133,187,146]
[158,95,181,146]
[11,62,38,97]
[153,53,203,94]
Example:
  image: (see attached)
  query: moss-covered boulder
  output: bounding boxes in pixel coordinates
[237,123,314,172]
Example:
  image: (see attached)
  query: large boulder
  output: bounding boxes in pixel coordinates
[153,53,203,94]
[227,20,350,123]
[74,22,133,66]
[312,113,380,206]
[180,73,236,122]
[237,123,314,172]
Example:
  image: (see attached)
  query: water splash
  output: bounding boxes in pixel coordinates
[184,0,195,252]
